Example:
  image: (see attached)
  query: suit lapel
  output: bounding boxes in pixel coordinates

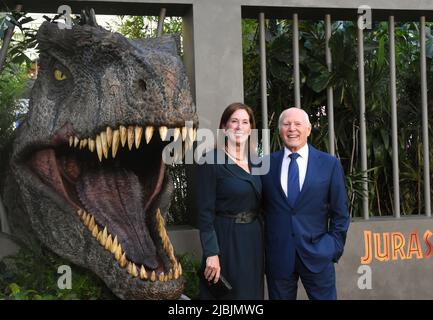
[274,150,289,203]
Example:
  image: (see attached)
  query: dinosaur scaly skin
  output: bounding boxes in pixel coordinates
[4,21,198,299]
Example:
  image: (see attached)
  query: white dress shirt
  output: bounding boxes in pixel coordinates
[280,144,309,197]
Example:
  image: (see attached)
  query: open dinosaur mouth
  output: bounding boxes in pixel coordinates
[26,124,195,283]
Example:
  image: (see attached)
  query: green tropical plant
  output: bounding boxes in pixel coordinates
[0,63,30,192]
[0,11,37,67]
[112,15,182,39]
[177,253,200,299]
[0,247,117,300]
[243,19,433,218]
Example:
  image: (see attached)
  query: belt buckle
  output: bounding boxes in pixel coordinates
[236,213,248,223]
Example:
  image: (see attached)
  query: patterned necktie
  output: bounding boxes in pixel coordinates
[287,153,300,206]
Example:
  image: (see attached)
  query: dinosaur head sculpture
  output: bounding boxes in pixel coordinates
[7,20,198,299]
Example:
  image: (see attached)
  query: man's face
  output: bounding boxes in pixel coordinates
[279,109,311,152]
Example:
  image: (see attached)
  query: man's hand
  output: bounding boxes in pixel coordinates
[204,255,220,283]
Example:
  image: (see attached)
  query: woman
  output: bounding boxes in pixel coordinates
[196,102,263,300]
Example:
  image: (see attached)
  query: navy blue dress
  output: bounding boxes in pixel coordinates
[196,149,264,300]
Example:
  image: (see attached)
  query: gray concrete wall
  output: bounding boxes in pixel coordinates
[336,217,433,299]
[169,217,433,299]
[0,232,19,260]
[4,0,433,131]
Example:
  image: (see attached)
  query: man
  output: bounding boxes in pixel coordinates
[261,107,350,300]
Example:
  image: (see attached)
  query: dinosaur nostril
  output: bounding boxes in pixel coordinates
[138,79,147,91]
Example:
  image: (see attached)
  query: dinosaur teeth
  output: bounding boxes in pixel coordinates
[114,243,122,261]
[174,265,179,279]
[127,126,134,150]
[119,125,127,147]
[140,265,148,280]
[119,252,127,268]
[101,226,108,246]
[159,272,165,282]
[84,215,91,227]
[173,127,180,142]
[182,127,187,142]
[92,224,99,237]
[81,211,88,222]
[88,215,95,231]
[100,131,109,159]
[111,236,119,254]
[134,126,143,149]
[127,262,138,277]
[156,208,178,267]
[159,126,168,141]
[76,207,181,282]
[106,127,113,148]
[127,262,132,275]
[112,129,120,158]
[96,135,103,162]
[104,234,113,250]
[131,263,138,277]
[145,126,154,144]
[68,124,195,165]
[88,138,95,152]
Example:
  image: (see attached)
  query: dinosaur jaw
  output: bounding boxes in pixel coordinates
[22,123,196,296]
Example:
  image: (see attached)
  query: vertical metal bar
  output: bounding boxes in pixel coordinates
[389,16,401,218]
[420,16,432,217]
[0,198,10,234]
[0,4,23,74]
[293,13,301,108]
[325,14,335,156]
[157,7,166,37]
[259,12,270,156]
[357,17,369,220]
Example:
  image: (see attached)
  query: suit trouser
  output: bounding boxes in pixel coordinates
[267,252,337,300]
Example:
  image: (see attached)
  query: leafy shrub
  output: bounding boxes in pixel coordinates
[177,253,201,300]
[0,247,117,300]
[0,246,201,300]
[0,63,30,191]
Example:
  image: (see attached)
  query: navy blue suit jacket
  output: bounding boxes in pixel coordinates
[261,144,350,278]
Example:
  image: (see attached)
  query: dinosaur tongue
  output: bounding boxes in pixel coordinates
[76,166,159,268]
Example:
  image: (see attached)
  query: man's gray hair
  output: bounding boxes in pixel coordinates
[278,107,311,130]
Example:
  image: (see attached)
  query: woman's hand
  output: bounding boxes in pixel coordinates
[204,255,220,283]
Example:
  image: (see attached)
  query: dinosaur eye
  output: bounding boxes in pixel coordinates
[54,69,67,81]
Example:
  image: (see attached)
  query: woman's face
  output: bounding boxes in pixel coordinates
[223,109,252,145]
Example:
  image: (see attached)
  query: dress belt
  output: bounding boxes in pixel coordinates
[217,211,258,224]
